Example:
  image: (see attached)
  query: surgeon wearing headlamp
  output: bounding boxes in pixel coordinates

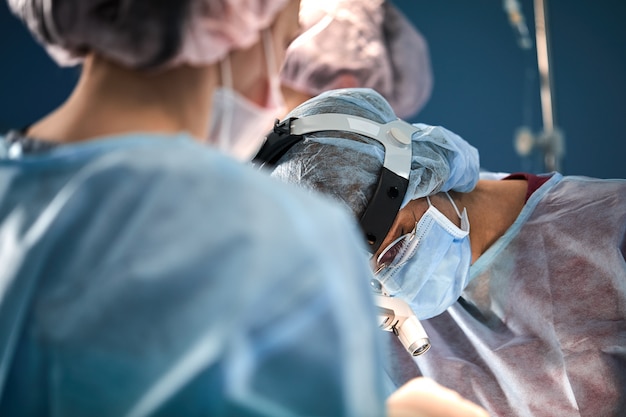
[263,87,626,417]
[253,107,443,357]
[259,88,480,322]
[1,1,494,416]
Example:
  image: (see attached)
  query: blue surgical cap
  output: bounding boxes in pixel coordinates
[270,88,480,218]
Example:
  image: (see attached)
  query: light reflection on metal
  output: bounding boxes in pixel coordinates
[533,0,564,172]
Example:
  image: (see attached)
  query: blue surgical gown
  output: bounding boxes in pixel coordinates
[385,173,626,417]
[0,132,386,417]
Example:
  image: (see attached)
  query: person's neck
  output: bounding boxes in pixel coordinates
[452,178,528,263]
[27,54,218,143]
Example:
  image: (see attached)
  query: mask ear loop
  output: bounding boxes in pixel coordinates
[261,29,286,111]
[444,192,463,219]
[427,193,468,231]
[217,55,234,150]
[262,29,277,80]
[445,192,470,232]
[426,193,462,219]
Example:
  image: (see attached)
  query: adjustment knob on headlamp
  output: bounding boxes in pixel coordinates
[389,127,411,145]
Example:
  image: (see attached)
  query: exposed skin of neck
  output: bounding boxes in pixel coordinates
[26,0,302,145]
[280,84,313,118]
[27,54,219,143]
[279,74,359,119]
[452,179,527,263]
[376,179,528,264]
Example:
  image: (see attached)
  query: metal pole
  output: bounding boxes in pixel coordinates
[533,0,564,172]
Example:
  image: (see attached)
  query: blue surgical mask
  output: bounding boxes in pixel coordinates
[374,193,471,319]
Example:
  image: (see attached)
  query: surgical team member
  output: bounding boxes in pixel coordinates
[0,1,385,416]
[0,1,491,417]
[268,88,626,417]
[280,0,432,119]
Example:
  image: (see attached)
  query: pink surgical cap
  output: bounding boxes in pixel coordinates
[281,0,433,119]
[7,0,291,69]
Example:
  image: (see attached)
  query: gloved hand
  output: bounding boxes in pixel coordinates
[387,377,489,417]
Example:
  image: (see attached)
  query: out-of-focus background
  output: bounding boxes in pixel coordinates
[1,0,625,177]
[395,0,626,177]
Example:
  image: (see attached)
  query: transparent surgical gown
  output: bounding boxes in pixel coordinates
[386,173,626,417]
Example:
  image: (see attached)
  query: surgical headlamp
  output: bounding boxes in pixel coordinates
[253,114,430,356]
[253,113,416,254]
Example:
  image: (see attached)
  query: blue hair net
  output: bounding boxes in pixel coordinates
[270,88,480,218]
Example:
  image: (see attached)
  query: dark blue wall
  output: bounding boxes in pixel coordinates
[395,0,626,178]
[1,1,625,177]
[0,2,80,130]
